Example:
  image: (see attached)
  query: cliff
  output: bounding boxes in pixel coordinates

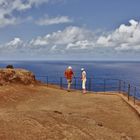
[0,68,139,140]
[0,68,36,85]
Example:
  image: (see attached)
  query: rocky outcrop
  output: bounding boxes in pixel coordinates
[0,68,36,85]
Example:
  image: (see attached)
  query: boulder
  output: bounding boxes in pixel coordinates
[0,68,37,85]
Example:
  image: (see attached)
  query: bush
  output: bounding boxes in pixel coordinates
[6,65,14,69]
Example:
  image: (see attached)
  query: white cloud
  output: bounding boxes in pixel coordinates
[96,36,112,47]
[6,37,23,48]
[66,40,94,50]
[0,0,50,12]
[0,37,24,50]
[96,19,140,51]
[29,20,140,59]
[11,0,51,11]
[0,0,58,27]
[1,19,140,60]
[37,15,73,26]
[0,37,26,60]
[30,26,95,46]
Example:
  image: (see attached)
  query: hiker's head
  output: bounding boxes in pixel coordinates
[68,66,72,70]
[81,68,84,71]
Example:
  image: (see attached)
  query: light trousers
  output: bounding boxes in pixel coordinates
[82,79,86,89]
[67,79,72,90]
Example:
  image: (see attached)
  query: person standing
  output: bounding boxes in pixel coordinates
[81,68,86,93]
[64,66,74,92]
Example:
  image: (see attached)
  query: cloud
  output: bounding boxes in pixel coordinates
[30,26,95,46]
[1,19,140,60]
[0,0,59,27]
[0,37,26,60]
[29,19,140,59]
[0,0,50,12]
[5,37,23,48]
[97,19,140,52]
[0,16,17,27]
[66,40,94,50]
[36,15,73,26]
[0,37,24,51]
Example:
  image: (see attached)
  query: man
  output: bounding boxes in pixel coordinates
[81,68,86,93]
[64,66,74,92]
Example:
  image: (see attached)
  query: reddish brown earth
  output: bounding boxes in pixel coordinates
[0,68,36,85]
[0,84,140,140]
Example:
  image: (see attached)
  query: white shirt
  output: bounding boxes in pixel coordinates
[82,71,86,80]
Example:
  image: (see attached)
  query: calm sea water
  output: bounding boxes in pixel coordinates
[0,61,140,93]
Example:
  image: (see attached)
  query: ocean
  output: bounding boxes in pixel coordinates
[0,60,140,97]
[0,60,140,84]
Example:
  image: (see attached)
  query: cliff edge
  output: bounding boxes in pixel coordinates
[0,68,36,85]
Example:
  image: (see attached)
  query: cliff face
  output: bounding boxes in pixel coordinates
[0,68,36,85]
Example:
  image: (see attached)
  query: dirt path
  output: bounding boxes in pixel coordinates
[0,84,140,140]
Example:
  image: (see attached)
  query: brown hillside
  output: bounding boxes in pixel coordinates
[0,84,140,140]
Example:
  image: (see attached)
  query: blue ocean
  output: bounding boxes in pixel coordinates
[0,61,140,98]
[0,61,140,84]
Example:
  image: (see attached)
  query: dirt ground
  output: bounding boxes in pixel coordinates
[0,84,140,140]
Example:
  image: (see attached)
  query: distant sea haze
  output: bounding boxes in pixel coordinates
[0,60,140,86]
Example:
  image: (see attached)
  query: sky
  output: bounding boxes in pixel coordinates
[0,0,140,60]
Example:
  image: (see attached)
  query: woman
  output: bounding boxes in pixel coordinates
[81,68,86,93]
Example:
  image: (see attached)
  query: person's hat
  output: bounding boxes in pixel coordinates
[81,68,84,71]
[68,66,72,69]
